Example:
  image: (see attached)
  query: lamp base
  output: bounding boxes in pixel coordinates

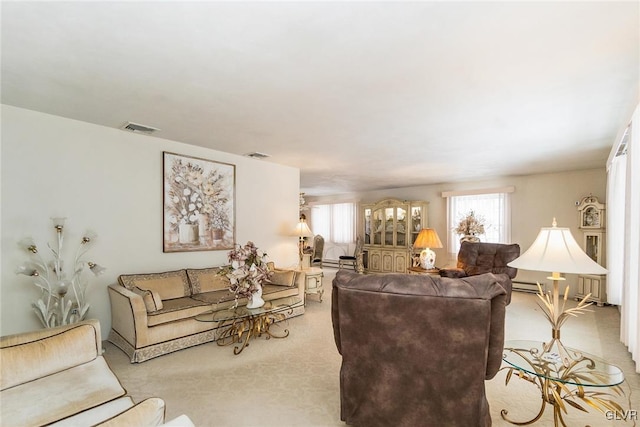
[420,248,436,270]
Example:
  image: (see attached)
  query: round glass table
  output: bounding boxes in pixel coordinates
[196,297,301,355]
[501,340,626,427]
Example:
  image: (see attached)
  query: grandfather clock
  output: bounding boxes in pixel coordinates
[576,195,607,306]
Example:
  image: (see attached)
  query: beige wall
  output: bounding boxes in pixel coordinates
[1,105,301,336]
[308,168,607,294]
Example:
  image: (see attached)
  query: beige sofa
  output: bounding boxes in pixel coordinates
[108,266,306,363]
[0,319,168,426]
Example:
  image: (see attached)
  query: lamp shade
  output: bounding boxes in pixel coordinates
[414,228,443,249]
[508,219,607,275]
[294,221,314,238]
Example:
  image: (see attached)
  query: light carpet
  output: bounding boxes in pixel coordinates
[104,269,639,427]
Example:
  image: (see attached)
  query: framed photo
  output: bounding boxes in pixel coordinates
[163,151,235,252]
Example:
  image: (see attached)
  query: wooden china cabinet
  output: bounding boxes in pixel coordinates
[362,199,428,273]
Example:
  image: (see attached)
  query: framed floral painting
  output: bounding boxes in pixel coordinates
[163,152,235,252]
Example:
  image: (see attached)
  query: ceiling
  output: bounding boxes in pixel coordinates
[2,1,638,196]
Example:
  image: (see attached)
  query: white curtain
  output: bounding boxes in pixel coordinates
[606,154,626,304]
[445,190,512,254]
[609,106,640,373]
[310,202,356,244]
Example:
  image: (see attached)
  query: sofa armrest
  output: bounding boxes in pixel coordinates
[96,397,165,427]
[108,284,149,347]
[438,268,468,278]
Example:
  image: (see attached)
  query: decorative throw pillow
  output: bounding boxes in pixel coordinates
[118,270,190,300]
[268,270,297,287]
[131,287,164,312]
[186,267,230,294]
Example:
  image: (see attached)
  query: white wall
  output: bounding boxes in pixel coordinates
[1,105,301,335]
[309,168,607,294]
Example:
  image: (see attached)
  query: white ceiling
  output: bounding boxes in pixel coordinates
[2,1,638,195]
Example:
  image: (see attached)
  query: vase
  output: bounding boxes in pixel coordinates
[246,285,265,309]
[178,224,199,244]
[460,235,480,243]
[211,228,223,242]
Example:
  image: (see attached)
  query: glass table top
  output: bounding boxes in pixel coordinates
[195,296,301,323]
[503,340,624,387]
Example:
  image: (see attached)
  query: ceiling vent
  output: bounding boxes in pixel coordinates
[244,152,270,159]
[120,122,160,134]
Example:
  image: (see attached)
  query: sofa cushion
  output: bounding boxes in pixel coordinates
[119,270,190,300]
[132,287,164,312]
[262,283,300,299]
[0,357,126,427]
[267,270,297,287]
[50,396,134,427]
[147,297,212,327]
[1,321,100,390]
[95,397,165,427]
[186,267,230,294]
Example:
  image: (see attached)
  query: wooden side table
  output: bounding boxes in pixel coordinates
[302,267,324,303]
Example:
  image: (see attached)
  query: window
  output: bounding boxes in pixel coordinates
[443,187,513,254]
[310,202,356,244]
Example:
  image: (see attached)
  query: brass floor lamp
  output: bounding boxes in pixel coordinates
[507,218,607,366]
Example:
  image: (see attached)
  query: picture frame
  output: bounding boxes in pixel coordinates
[163,151,235,252]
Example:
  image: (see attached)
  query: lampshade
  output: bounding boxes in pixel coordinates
[508,219,607,275]
[413,228,443,249]
[294,221,314,238]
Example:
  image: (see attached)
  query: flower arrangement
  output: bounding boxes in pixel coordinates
[15,218,106,328]
[166,158,230,231]
[455,210,486,237]
[220,241,273,305]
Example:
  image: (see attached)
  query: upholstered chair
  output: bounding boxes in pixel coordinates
[311,234,324,267]
[440,241,520,304]
[331,270,508,427]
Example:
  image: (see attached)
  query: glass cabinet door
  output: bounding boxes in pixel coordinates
[373,208,383,245]
[364,208,372,244]
[410,206,422,245]
[384,208,394,245]
[396,207,407,246]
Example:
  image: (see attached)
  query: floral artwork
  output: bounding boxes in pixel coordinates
[163,152,235,252]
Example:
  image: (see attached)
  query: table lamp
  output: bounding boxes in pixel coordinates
[508,218,607,366]
[293,220,314,267]
[413,228,443,270]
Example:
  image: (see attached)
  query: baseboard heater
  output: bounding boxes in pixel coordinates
[512,280,539,294]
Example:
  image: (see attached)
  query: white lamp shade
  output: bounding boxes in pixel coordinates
[508,220,607,275]
[294,221,314,238]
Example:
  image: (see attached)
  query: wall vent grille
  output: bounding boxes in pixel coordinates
[244,152,271,159]
[120,122,160,134]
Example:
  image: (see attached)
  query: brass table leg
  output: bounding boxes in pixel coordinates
[215,310,290,355]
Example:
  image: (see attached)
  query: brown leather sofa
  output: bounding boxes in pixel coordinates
[440,241,520,304]
[331,270,508,427]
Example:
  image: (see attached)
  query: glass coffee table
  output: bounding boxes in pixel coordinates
[501,340,626,427]
[196,297,301,355]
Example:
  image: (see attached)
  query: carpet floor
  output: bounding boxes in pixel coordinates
[104,268,639,427]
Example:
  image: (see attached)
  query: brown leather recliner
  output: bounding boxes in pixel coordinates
[440,241,520,304]
[332,270,508,427]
